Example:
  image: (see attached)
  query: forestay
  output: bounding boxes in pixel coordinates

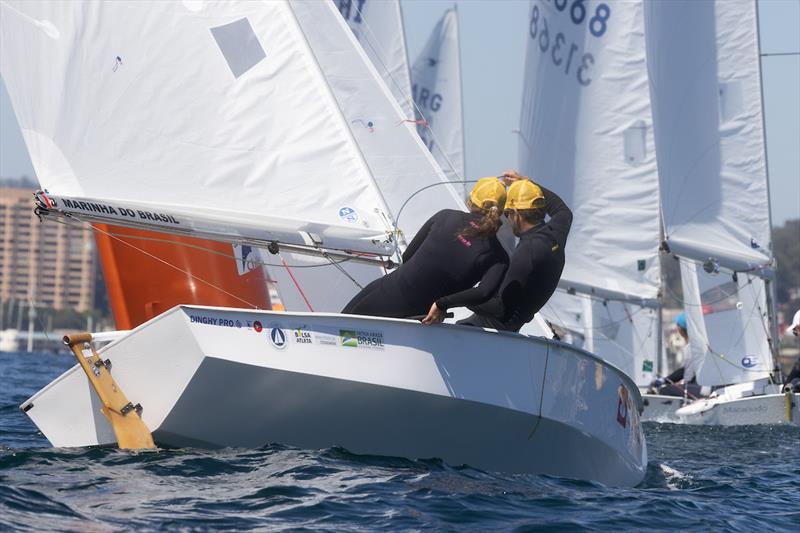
[411,8,466,192]
[334,0,414,120]
[518,0,661,384]
[644,0,772,274]
[0,1,398,256]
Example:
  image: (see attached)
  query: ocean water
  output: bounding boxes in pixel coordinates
[1,351,798,532]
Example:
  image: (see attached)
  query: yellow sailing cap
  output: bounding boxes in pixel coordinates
[506,179,545,210]
[469,177,506,211]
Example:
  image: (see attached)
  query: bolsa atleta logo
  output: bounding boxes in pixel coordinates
[339,329,384,350]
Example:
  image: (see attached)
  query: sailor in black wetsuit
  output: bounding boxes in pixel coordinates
[783,310,800,390]
[342,178,510,322]
[649,313,706,398]
[458,172,573,332]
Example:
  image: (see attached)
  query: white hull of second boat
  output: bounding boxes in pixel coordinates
[22,306,646,486]
[675,380,800,426]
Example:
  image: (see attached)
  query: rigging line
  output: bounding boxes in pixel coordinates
[351,3,465,184]
[26,228,52,342]
[26,298,54,345]
[544,300,655,363]
[594,310,658,361]
[760,52,800,57]
[61,216,262,310]
[704,345,773,373]
[394,178,477,231]
[662,272,754,308]
[721,273,766,357]
[280,256,314,312]
[322,251,364,290]
[663,140,727,237]
[703,277,768,383]
[543,301,650,335]
[51,217,356,270]
[746,274,772,342]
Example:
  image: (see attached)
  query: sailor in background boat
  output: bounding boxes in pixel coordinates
[342,178,509,323]
[457,171,573,332]
[649,313,708,398]
[783,309,800,390]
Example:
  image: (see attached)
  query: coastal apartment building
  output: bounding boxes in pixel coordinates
[0,186,96,312]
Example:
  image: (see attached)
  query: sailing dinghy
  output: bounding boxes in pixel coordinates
[2,0,646,485]
[644,0,799,425]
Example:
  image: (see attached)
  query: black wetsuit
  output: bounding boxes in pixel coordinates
[342,209,509,318]
[458,186,572,332]
[656,366,703,398]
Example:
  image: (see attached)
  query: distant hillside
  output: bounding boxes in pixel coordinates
[773,219,800,311]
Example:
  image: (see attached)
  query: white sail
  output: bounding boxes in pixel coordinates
[334,0,414,119]
[266,1,466,312]
[679,258,771,386]
[645,0,774,386]
[518,0,660,303]
[544,292,658,386]
[518,0,661,384]
[0,0,402,255]
[411,8,466,191]
[645,0,772,274]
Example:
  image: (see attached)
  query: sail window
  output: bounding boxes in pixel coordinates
[210,18,266,79]
[718,81,743,124]
[623,120,647,167]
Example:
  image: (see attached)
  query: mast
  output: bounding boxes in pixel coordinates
[754,0,782,378]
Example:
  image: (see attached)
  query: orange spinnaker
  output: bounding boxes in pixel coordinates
[94,224,272,330]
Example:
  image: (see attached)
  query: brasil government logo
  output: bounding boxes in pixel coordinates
[269,327,287,350]
[339,330,358,348]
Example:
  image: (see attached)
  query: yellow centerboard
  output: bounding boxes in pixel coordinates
[65,333,155,450]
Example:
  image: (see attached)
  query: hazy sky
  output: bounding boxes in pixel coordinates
[1,0,798,225]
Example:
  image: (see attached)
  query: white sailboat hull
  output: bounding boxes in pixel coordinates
[674,381,800,426]
[21,306,646,487]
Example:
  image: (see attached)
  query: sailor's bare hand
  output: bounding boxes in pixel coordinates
[421,302,445,325]
[500,170,527,185]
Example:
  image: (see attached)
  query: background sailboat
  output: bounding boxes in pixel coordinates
[644,0,797,425]
[335,0,414,120]
[410,7,466,194]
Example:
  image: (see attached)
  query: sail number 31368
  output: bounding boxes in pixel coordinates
[530,0,611,87]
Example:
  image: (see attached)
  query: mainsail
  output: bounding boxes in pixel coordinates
[411,8,466,191]
[334,0,414,119]
[645,0,774,386]
[0,1,398,257]
[518,0,661,384]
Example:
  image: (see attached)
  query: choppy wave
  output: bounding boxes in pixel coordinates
[2,352,798,531]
